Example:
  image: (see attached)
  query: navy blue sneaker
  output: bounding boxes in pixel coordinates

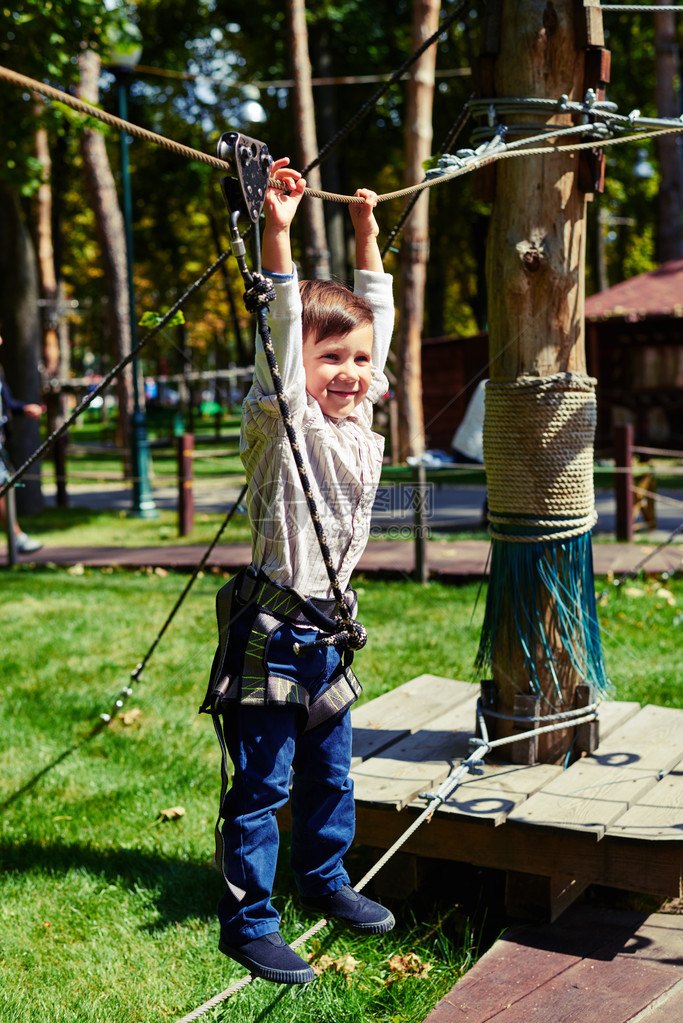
[218,931,315,984]
[301,885,395,934]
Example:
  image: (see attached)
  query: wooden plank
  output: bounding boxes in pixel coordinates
[351,699,476,808]
[472,956,679,1023]
[423,935,581,1023]
[595,699,641,738]
[435,785,526,827]
[429,763,562,826]
[507,762,658,837]
[459,761,561,797]
[607,765,683,840]
[612,913,683,964]
[350,675,476,767]
[352,804,683,897]
[639,980,683,1023]
[587,703,683,774]
[351,697,640,827]
[424,908,683,1023]
[432,701,647,832]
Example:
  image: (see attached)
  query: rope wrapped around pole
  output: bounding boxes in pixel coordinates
[484,373,598,542]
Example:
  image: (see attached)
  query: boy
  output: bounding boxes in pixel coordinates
[203,158,395,984]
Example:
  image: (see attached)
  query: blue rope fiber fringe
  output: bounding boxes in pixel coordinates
[475,529,611,702]
[475,374,611,705]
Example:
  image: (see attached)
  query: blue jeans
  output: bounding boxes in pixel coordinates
[216,615,354,943]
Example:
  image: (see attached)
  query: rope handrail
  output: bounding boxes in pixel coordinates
[600,4,683,10]
[631,483,683,508]
[2,63,683,210]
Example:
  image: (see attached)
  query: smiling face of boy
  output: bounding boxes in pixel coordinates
[302,323,373,419]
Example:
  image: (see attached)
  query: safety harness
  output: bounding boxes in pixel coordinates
[200,566,362,731]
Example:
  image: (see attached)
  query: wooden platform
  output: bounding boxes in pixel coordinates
[423,904,683,1023]
[346,675,683,921]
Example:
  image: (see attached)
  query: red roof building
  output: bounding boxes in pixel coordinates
[420,261,683,455]
[585,259,683,449]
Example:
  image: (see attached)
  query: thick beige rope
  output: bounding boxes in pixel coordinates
[2,63,683,205]
[484,374,598,542]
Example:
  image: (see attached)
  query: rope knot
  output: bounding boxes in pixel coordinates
[344,619,368,651]
[243,273,276,313]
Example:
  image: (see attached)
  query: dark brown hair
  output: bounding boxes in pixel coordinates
[299,279,373,344]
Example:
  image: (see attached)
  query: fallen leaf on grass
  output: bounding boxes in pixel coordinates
[623,586,645,598]
[655,588,676,607]
[120,708,142,726]
[385,952,432,983]
[308,952,359,980]
[157,806,186,822]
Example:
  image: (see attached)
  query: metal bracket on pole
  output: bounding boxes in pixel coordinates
[216,131,272,224]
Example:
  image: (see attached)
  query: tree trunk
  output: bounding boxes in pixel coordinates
[0,183,43,515]
[395,0,440,461]
[312,25,347,280]
[286,0,331,280]
[484,0,594,762]
[654,1,682,262]
[77,48,132,470]
[209,212,250,365]
[34,108,70,507]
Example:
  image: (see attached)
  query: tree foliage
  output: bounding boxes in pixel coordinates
[0,0,679,383]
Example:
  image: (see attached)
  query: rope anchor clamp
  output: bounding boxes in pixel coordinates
[216,131,272,224]
[424,128,507,180]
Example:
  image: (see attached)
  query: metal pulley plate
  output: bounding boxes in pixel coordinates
[217,131,272,222]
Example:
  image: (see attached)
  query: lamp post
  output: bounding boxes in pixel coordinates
[109,25,158,518]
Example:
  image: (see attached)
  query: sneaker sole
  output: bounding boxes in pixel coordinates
[301,905,396,935]
[218,939,315,985]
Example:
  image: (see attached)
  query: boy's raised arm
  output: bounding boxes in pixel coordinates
[349,188,384,274]
[261,157,306,275]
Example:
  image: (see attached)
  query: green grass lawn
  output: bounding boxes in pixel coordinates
[1,568,681,1022]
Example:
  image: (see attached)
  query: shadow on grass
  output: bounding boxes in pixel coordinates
[0,835,224,928]
[19,505,120,536]
[0,720,109,814]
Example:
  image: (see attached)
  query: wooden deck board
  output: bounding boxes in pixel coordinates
[593,698,641,735]
[337,677,683,914]
[639,981,683,1023]
[507,762,659,837]
[418,763,562,827]
[422,908,683,1023]
[351,675,476,767]
[351,697,476,809]
[584,703,683,774]
[606,765,683,840]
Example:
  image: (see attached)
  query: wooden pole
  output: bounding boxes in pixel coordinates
[177,432,194,537]
[654,0,682,261]
[482,0,605,762]
[614,422,634,543]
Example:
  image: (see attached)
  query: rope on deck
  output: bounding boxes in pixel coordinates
[174,703,599,1022]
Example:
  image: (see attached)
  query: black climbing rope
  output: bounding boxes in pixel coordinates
[301,0,472,176]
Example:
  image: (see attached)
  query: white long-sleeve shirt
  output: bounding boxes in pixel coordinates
[241,267,394,599]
